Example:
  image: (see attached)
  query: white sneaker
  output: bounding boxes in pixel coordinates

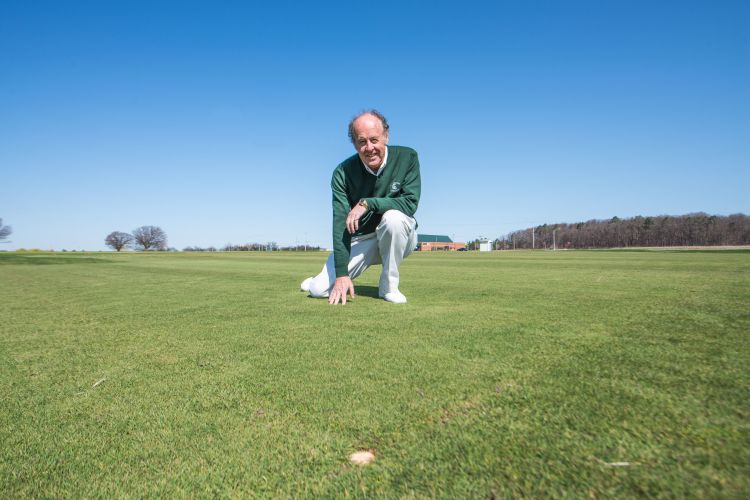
[300,277,313,292]
[383,290,407,304]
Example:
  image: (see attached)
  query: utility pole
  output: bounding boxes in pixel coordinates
[553,229,557,251]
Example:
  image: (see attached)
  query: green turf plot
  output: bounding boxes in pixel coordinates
[1,250,748,497]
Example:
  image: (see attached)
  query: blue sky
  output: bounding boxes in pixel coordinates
[2,0,748,250]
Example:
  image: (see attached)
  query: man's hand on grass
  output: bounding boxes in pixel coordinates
[329,276,355,305]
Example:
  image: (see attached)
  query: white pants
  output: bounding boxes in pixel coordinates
[308,210,417,298]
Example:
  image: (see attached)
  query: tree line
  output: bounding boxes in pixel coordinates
[186,243,322,252]
[105,231,323,252]
[491,213,750,250]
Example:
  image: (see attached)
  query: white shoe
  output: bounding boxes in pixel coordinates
[383,290,407,304]
[300,277,312,292]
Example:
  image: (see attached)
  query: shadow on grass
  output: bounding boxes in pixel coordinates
[304,285,382,300]
[0,254,113,265]
[353,285,380,299]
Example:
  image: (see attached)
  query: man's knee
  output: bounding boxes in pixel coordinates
[378,210,413,236]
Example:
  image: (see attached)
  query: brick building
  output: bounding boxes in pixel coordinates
[416,234,466,251]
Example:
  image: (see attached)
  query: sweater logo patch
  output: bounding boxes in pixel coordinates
[390,182,401,192]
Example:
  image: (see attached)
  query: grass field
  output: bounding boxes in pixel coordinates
[1,250,748,497]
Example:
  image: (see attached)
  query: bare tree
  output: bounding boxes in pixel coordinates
[132,226,167,251]
[0,218,11,242]
[105,231,134,251]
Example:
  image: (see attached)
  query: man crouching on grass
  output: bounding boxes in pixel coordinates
[301,110,421,305]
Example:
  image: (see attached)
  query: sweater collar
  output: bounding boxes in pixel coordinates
[362,146,388,177]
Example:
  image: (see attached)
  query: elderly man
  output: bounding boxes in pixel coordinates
[301,110,420,304]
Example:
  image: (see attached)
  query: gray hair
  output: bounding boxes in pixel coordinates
[347,109,389,144]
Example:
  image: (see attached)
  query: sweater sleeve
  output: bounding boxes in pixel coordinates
[365,150,421,217]
[331,167,352,277]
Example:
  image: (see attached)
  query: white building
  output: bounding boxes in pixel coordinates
[478,238,491,252]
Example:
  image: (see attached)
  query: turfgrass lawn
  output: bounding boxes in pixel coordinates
[1,250,748,497]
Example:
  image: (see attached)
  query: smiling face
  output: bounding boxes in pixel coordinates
[352,113,389,170]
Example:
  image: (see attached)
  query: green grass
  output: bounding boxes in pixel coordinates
[1,250,748,497]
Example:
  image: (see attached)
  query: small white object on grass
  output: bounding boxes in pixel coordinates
[92,378,106,388]
[593,457,633,467]
[349,450,375,465]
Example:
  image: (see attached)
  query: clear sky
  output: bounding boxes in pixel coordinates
[2,0,748,250]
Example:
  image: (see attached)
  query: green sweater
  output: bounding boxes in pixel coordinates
[331,145,421,277]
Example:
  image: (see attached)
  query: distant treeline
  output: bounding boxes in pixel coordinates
[492,213,750,249]
[183,243,322,252]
